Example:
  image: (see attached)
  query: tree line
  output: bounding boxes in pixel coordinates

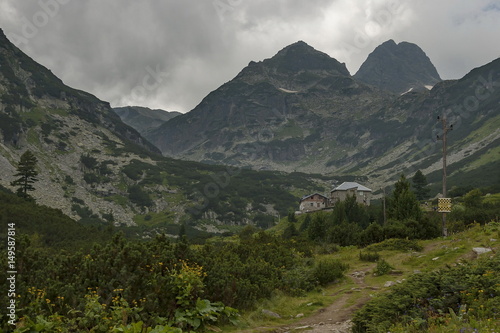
[283,174,441,246]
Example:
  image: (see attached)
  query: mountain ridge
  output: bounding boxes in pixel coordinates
[147,40,391,163]
[144,40,499,192]
[113,106,181,138]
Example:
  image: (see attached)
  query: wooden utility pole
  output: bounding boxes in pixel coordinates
[437,115,453,236]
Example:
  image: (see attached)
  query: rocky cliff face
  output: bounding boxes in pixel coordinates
[0,28,164,225]
[354,39,442,94]
[0,29,160,155]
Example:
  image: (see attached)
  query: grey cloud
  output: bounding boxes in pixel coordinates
[1,0,499,112]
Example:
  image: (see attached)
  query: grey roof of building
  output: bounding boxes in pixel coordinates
[300,193,328,201]
[331,182,372,192]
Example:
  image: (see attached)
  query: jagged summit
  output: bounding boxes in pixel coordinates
[354,40,441,94]
[234,40,352,93]
[261,40,350,76]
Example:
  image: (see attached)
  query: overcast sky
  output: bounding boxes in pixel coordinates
[1,0,499,112]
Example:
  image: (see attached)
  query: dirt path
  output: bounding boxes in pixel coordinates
[285,240,489,333]
[254,266,377,333]
[237,233,497,333]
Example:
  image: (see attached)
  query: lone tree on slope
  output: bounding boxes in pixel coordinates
[11,150,39,199]
[388,174,422,221]
[412,170,430,201]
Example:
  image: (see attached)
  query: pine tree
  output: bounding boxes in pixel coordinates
[282,222,298,239]
[11,150,38,199]
[388,174,422,221]
[308,214,326,241]
[299,214,312,232]
[412,170,430,201]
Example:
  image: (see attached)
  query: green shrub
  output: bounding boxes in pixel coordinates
[352,252,500,332]
[128,185,153,208]
[83,172,100,184]
[281,265,316,296]
[315,243,341,255]
[122,159,162,182]
[65,175,75,185]
[0,112,22,143]
[366,238,423,252]
[71,197,85,205]
[313,259,349,286]
[80,154,98,169]
[373,259,393,276]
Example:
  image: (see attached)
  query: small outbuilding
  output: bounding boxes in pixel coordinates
[299,193,329,213]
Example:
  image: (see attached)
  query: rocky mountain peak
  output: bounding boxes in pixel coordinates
[354,40,441,94]
[234,40,351,92]
[265,40,350,76]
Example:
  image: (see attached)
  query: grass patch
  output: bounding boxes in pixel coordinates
[456,112,500,146]
[103,194,129,207]
[26,128,40,145]
[274,120,304,140]
[163,191,185,205]
[20,106,47,123]
[133,211,176,227]
[484,192,500,205]
[222,288,340,332]
[461,144,500,171]
[49,108,70,117]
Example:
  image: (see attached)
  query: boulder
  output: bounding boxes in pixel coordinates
[262,309,281,319]
[473,247,492,255]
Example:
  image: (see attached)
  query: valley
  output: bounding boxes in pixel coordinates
[0,18,499,333]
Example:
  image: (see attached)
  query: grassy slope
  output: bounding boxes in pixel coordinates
[222,222,500,332]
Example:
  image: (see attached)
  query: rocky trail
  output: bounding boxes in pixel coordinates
[239,265,377,333]
[276,267,376,333]
[236,233,497,333]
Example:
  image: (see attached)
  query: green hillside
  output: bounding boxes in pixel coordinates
[221,222,500,333]
[2,178,499,332]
